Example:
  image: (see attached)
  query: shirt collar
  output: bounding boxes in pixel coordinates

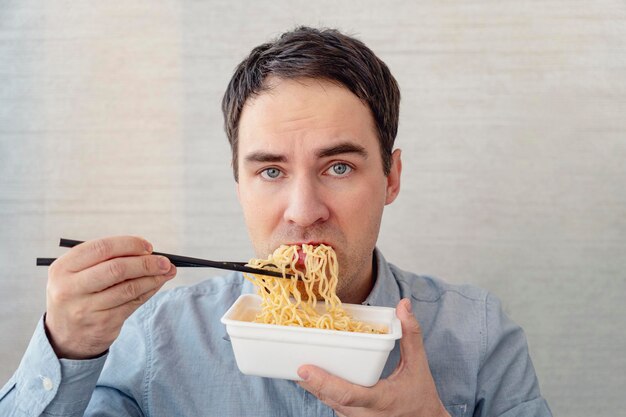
[362,247,401,308]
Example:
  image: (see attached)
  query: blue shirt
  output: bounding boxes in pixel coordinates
[0,249,552,416]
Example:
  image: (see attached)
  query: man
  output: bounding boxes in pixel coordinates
[0,27,552,416]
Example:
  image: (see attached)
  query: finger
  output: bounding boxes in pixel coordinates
[78,254,172,293]
[394,298,424,373]
[94,284,165,340]
[91,265,177,310]
[111,274,171,319]
[297,365,379,409]
[62,236,153,272]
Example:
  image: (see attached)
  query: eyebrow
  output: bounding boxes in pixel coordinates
[316,142,368,159]
[243,141,368,164]
[244,152,287,164]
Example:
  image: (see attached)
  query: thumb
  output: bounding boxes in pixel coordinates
[297,365,374,409]
[390,298,424,377]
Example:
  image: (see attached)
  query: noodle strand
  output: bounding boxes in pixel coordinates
[244,244,381,334]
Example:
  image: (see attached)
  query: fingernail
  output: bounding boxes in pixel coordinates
[298,369,310,381]
[144,241,153,253]
[403,298,412,313]
[158,257,170,271]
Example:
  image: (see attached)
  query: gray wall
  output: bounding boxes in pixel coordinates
[2,1,625,415]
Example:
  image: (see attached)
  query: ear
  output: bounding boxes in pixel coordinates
[385,149,402,205]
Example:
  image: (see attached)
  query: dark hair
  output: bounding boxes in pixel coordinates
[222,26,400,181]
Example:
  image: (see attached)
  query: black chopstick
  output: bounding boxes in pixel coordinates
[36,238,291,279]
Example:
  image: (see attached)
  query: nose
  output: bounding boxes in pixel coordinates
[283,176,330,227]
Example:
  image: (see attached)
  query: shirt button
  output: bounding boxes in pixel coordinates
[42,377,53,391]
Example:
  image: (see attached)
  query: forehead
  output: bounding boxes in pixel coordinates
[237,78,378,153]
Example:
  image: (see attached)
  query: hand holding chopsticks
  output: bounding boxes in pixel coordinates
[37,238,290,278]
[38,236,288,359]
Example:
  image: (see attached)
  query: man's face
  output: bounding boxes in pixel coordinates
[236,78,401,302]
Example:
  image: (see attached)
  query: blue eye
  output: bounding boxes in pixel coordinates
[327,163,352,177]
[261,167,282,180]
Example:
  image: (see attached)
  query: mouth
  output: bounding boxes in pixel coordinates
[284,242,333,268]
[285,241,332,248]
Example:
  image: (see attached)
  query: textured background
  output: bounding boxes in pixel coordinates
[1,1,625,415]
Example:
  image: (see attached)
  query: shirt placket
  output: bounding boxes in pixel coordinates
[302,389,336,417]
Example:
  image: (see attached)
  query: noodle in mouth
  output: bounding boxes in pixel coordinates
[244,244,382,333]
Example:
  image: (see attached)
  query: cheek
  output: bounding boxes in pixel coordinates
[332,179,386,239]
[239,187,264,223]
[240,186,274,232]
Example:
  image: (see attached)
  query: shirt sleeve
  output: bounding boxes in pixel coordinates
[0,316,107,416]
[474,294,553,417]
[82,306,149,417]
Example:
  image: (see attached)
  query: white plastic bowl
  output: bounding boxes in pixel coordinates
[220,294,402,387]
